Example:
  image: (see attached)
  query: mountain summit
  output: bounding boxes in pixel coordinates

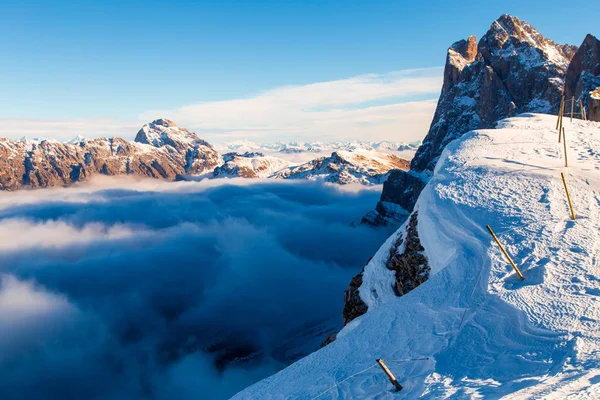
[363,15,599,227]
[0,120,222,190]
[134,118,211,151]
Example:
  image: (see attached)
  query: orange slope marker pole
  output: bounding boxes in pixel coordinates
[376,359,403,392]
[556,96,564,130]
[571,96,574,122]
[486,225,525,280]
[563,127,568,167]
[561,172,576,220]
[580,99,587,121]
[558,97,565,142]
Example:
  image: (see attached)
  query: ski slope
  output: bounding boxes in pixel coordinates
[232,114,600,399]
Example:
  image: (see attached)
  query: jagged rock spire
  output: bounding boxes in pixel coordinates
[564,33,600,116]
[134,118,212,151]
[364,14,580,227]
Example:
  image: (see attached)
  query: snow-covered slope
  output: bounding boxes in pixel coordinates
[273,149,410,185]
[233,114,600,399]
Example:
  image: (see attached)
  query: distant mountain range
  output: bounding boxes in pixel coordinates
[211,139,421,155]
[0,120,413,190]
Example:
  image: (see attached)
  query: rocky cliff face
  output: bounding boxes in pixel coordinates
[340,211,430,330]
[386,212,430,296]
[564,34,600,122]
[590,88,600,121]
[0,119,222,190]
[363,14,578,226]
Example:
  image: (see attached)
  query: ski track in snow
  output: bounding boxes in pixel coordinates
[232,114,600,399]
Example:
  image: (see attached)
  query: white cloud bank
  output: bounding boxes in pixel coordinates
[0,178,390,399]
[0,68,442,143]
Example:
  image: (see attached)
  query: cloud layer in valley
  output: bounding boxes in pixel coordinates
[0,68,441,143]
[0,177,389,400]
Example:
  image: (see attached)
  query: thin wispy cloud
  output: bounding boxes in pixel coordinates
[0,68,442,143]
[144,68,442,143]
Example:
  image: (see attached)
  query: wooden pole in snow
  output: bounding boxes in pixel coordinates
[558,97,565,142]
[580,99,587,121]
[562,127,568,167]
[556,96,564,130]
[376,359,403,392]
[560,173,576,220]
[486,225,525,280]
[570,97,574,122]
[558,98,564,142]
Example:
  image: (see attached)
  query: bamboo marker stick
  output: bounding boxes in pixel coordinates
[486,225,525,280]
[563,127,568,167]
[571,96,574,122]
[580,99,587,121]
[556,96,564,130]
[558,97,565,142]
[376,359,403,392]
[561,173,576,220]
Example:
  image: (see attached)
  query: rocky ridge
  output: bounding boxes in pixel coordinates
[273,149,410,185]
[0,119,222,190]
[363,14,584,227]
[0,120,411,189]
[564,34,600,121]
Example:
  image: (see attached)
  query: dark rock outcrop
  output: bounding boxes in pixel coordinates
[342,266,368,325]
[342,212,430,328]
[363,14,578,227]
[386,212,430,296]
[361,169,424,225]
[564,34,600,121]
[590,88,600,121]
[0,119,222,190]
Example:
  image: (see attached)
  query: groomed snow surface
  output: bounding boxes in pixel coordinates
[233,114,600,399]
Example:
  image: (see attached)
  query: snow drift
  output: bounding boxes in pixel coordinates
[233,113,600,399]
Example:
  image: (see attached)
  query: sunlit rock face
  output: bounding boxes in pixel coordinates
[363,14,578,227]
[0,119,222,190]
[563,34,600,122]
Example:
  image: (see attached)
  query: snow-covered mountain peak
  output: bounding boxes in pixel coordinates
[491,14,542,45]
[214,152,290,179]
[273,149,410,185]
[149,118,177,128]
[482,14,576,69]
[66,135,86,144]
[0,120,223,190]
[134,118,208,149]
[366,15,586,228]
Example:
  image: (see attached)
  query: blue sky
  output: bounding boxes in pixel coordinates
[0,0,596,142]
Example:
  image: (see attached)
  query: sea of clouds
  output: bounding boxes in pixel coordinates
[0,177,389,399]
